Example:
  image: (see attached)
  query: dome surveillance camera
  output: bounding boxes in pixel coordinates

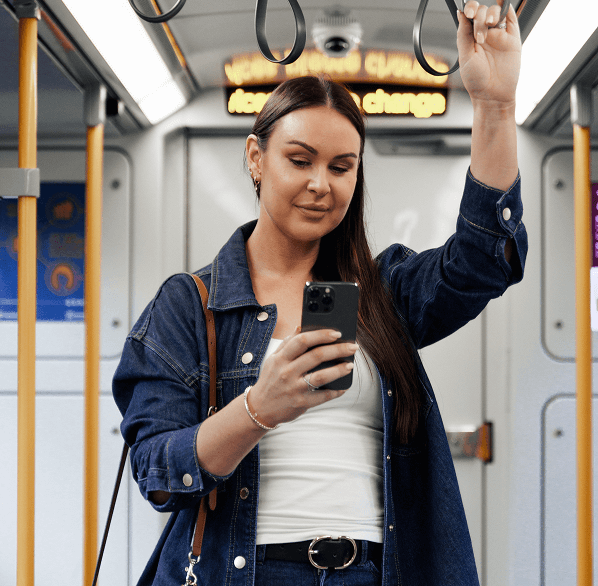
[312,9,363,58]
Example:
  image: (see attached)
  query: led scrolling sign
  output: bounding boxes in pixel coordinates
[224,49,449,118]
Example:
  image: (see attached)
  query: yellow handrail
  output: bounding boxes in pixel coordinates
[572,83,593,586]
[17,15,37,586]
[84,121,104,584]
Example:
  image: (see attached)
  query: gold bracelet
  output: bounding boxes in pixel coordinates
[244,386,278,431]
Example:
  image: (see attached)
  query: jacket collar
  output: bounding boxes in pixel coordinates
[206,220,263,312]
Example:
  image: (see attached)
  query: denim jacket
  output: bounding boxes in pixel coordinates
[113,169,527,586]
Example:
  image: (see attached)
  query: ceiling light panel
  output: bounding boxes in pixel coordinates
[61,0,186,124]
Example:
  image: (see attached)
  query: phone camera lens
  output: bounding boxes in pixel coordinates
[321,295,333,311]
[308,301,319,312]
[308,286,320,299]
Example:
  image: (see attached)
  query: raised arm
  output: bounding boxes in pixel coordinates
[457,0,521,192]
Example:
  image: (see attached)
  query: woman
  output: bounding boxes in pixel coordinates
[113,2,527,585]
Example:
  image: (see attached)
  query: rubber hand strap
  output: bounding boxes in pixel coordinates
[255,0,306,65]
[127,0,187,24]
[413,0,510,77]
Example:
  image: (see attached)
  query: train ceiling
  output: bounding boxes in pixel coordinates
[0,0,596,138]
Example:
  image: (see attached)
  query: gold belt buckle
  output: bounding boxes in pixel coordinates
[307,535,358,570]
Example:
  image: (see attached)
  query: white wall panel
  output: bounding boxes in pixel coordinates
[543,147,598,360]
[543,395,598,586]
[0,357,121,393]
[0,394,128,585]
[188,137,258,271]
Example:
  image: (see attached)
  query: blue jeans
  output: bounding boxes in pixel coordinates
[254,543,382,586]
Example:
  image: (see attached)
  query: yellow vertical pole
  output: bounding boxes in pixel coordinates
[17,8,38,586]
[571,84,593,586]
[83,85,105,585]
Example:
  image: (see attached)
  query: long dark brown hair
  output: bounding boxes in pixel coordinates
[251,75,421,443]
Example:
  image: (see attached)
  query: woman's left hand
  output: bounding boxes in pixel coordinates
[457,0,521,105]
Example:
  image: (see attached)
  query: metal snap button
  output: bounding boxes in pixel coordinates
[239,487,249,500]
[242,352,254,365]
[183,473,193,487]
[234,556,246,569]
[387,389,392,396]
[502,207,512,221]
[257,311,268,321]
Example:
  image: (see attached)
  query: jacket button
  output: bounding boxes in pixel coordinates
[257,311,268,321]
[182,474,193,487]
[240,487,249,500]
[234,556,246,569]
[502,207,512,221]
[242,352,254,364]
[386,455,391,461]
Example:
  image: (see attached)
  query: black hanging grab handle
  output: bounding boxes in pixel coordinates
[255,0,306,65]
[127,0,187,24]
[413,0,510,77]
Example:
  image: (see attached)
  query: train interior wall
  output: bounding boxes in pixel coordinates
[1,84,596,585]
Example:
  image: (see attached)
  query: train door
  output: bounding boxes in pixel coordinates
[186,132,486,581]
[0,148,131,584]
[541,147,598,586]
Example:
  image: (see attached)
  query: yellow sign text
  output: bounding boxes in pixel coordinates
[227,88,446,118]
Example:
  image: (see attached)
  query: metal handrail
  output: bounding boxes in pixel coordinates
[16,8,38,586]
[571,83,593,586]
[83,84,106,586]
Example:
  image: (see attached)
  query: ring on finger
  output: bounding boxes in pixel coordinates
[303,372,320,392]
[497,21,506,29]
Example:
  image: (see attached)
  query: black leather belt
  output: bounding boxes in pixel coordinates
[264,536,382,570]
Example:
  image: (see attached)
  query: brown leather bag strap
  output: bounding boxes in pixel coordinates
[188,273,218,558]
[190,274,217,413]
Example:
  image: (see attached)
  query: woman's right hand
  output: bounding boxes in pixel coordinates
[192,328,358,480]
[247,328,359,428]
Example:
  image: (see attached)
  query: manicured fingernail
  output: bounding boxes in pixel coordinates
[345,362,354,371]
[476,32,484,44]
[330,331,342,339]
[348,343,359,352]
[465,8,474,18]
[487,16,495,25]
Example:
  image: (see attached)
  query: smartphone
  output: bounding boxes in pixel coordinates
[300,281,359,391]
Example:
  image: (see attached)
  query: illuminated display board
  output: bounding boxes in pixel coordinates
[224,49,449,88]
[226,83,447,118]
[224,48,449,118]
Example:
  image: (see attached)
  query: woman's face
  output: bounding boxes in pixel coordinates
[247,106,361,245]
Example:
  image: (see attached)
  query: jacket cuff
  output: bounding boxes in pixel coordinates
[143,424,231,496]
[460,168,523,238]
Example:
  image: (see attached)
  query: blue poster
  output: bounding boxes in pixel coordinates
[0,183,85,321]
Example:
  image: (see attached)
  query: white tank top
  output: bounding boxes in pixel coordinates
[255,338,384,545]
